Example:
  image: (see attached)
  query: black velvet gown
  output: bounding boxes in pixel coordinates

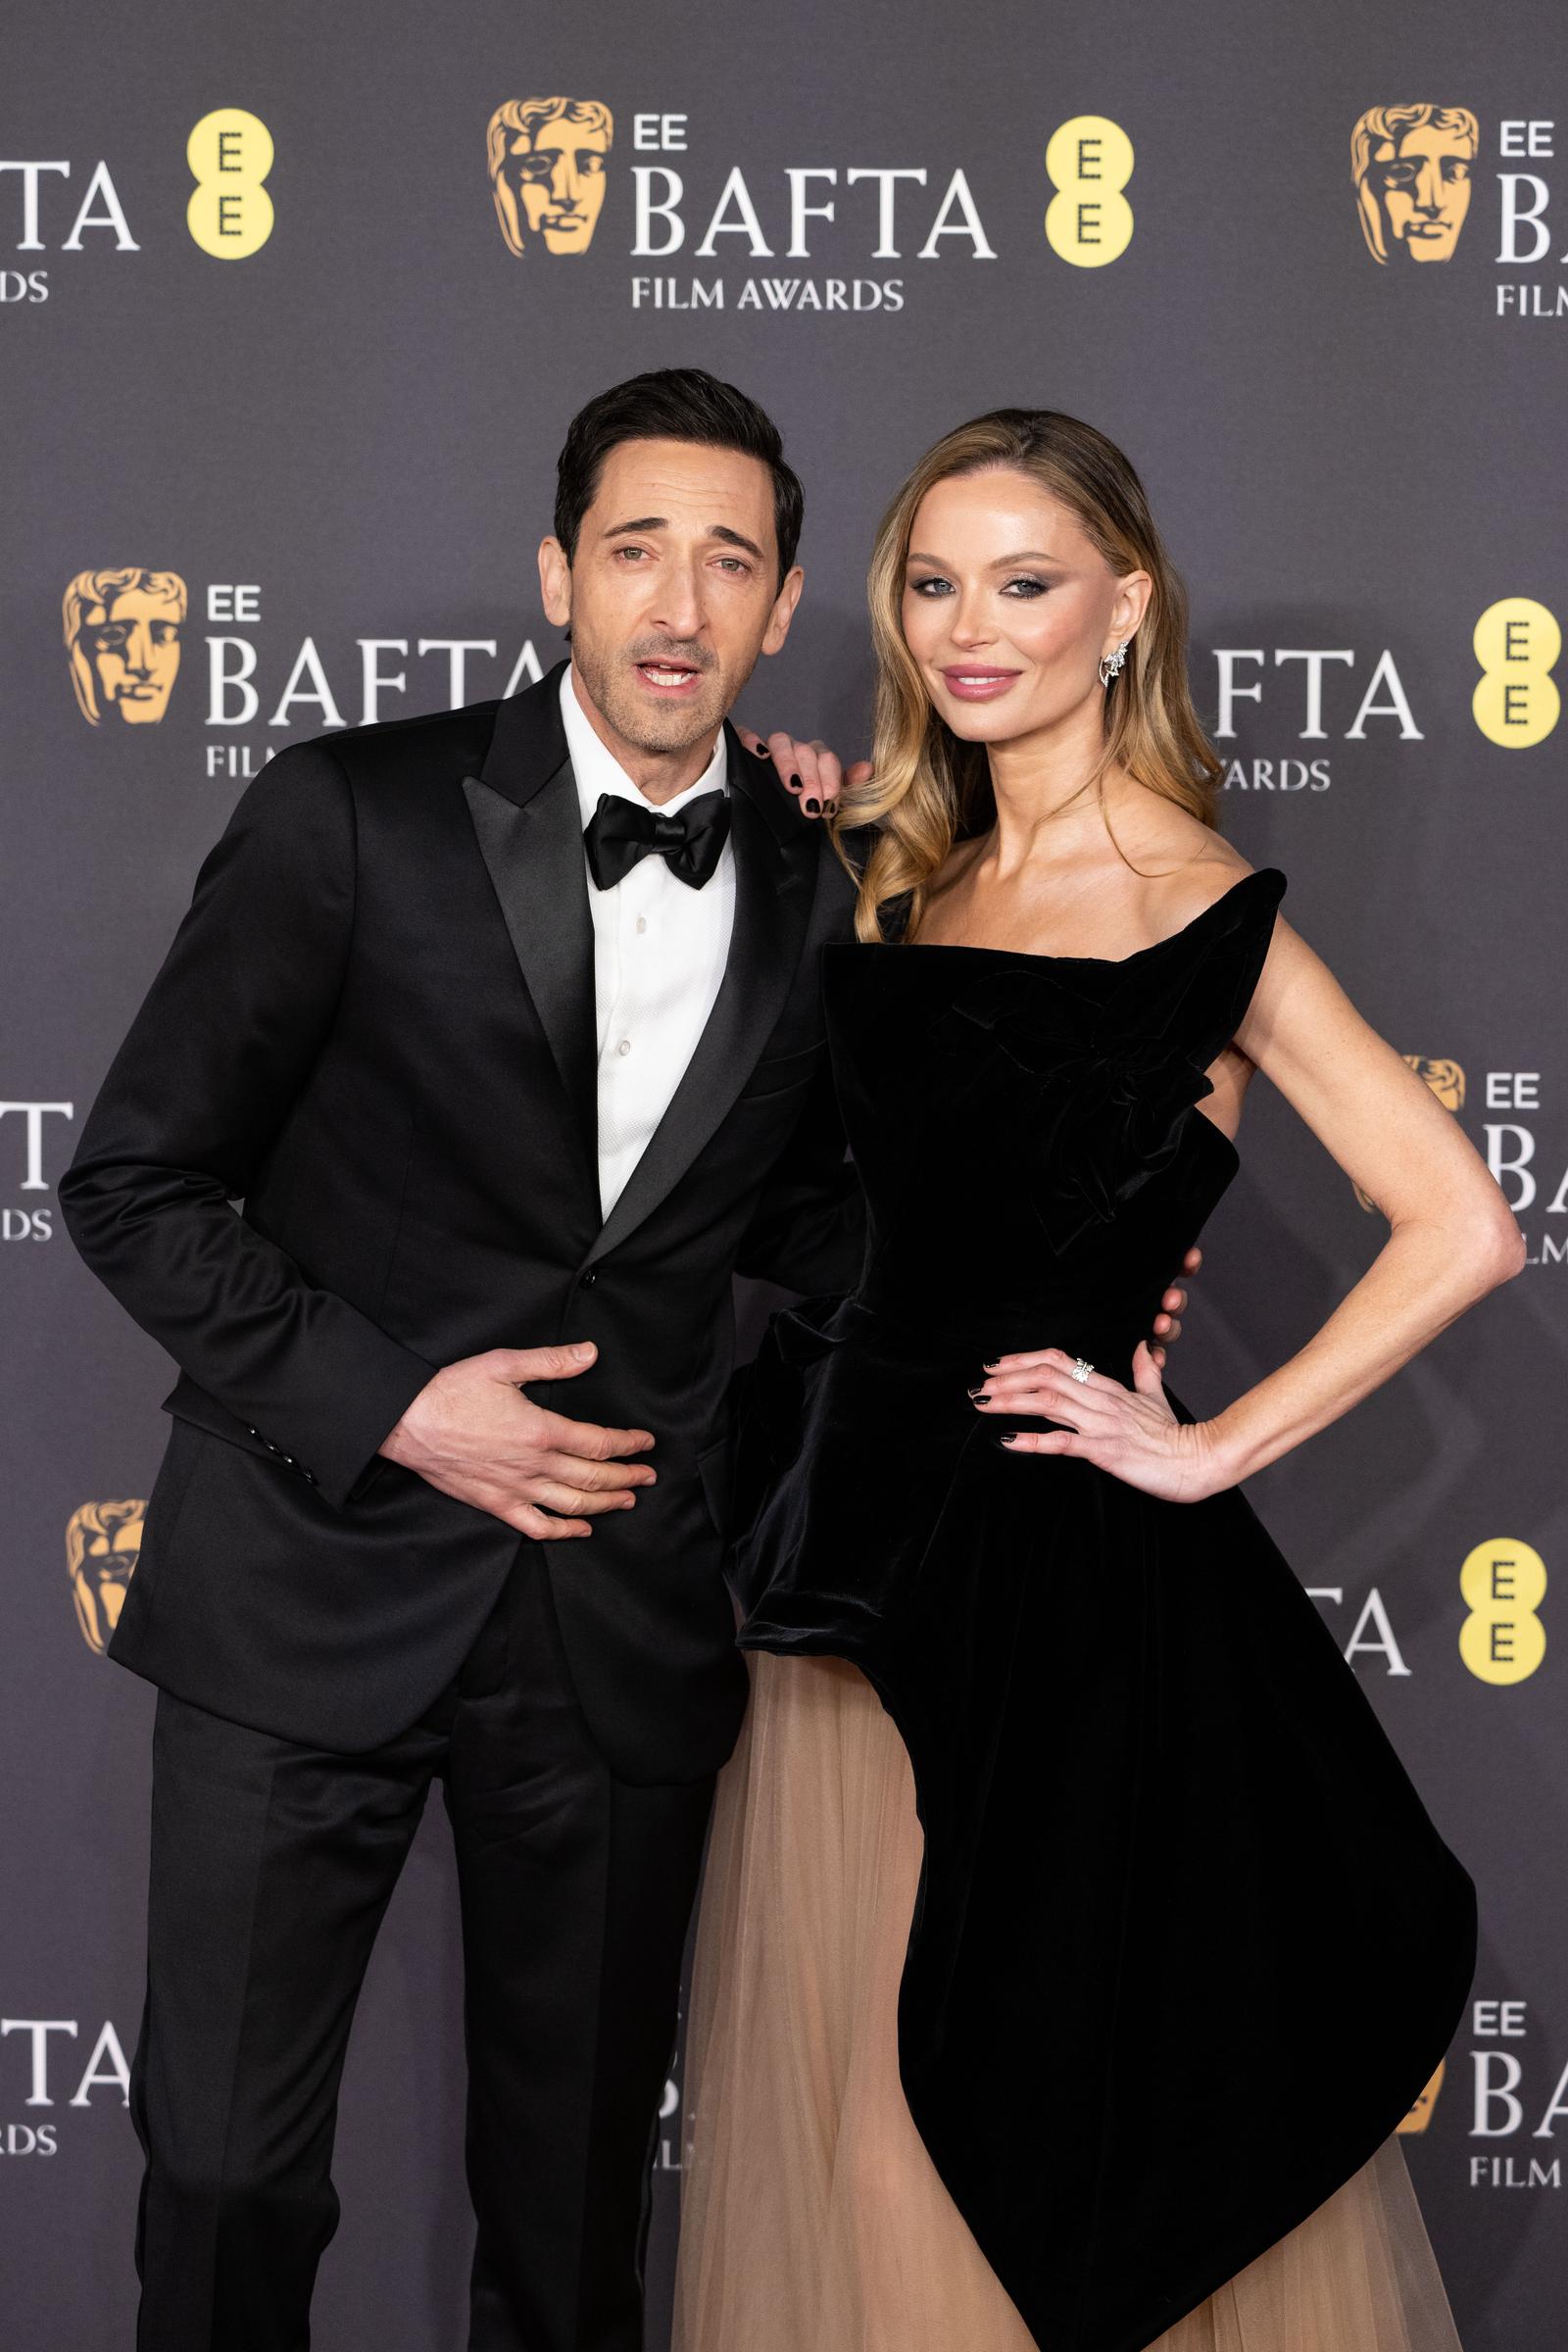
[680,868,1475,2352]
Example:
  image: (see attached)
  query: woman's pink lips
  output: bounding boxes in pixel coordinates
[938,666,1022,701]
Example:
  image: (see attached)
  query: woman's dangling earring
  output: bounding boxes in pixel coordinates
[1099,639,1130,690]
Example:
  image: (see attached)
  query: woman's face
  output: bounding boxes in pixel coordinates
[900,467,1146,746]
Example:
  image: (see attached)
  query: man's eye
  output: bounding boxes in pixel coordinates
[613,546,648,562]
[715,557,749,574]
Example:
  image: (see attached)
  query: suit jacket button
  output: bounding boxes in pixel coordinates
[578,1269,598,1289]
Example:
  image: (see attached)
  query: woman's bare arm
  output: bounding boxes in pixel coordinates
[977,914,1525,1499]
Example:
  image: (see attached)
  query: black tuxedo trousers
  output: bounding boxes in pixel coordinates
[137,1555,712,2352]
[62,666,864,2349]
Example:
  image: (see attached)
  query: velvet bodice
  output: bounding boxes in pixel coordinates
[824,867,1287,1373]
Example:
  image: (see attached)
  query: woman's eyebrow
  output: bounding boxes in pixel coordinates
[906,548,1058,567]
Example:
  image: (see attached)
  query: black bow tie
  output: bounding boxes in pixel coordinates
[583,788,731,891]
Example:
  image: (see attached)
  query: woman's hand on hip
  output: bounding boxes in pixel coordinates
[969,1342,1235,1503]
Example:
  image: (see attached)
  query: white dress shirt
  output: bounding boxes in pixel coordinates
[561,665,736,1221]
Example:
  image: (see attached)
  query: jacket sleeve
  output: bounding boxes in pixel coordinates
[734,1051,866,1298]
[58,740,435,1510]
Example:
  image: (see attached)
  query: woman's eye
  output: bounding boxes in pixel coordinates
[909,576,953,598]
[1003,577,1047,599]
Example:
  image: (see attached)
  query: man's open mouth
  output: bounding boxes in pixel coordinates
[634,661,706,694]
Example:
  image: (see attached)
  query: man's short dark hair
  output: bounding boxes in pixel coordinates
[554,368,804,587]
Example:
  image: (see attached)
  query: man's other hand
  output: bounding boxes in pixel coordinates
[379,1341,656,1540]
[1150,1244,1202,1369]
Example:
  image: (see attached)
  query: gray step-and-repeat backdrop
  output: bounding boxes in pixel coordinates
[3,4,1564,2344]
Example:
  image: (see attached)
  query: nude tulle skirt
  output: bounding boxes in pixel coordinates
[671,1652,1464,2352]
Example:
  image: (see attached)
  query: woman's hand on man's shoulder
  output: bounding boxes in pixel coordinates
[733,724,872,820]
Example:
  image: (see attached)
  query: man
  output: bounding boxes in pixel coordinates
[64,368,1192,2350]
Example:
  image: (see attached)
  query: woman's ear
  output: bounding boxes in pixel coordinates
[1112,568,1153,646]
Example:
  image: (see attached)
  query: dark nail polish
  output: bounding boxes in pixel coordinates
[754,742,773,759]
[999,1432,1019,1446]
[788,771,803,789]
[971,1390,991,1404]
[966,1384,987,1398]
[983,1358,1001,1370]
[804,796,821,813]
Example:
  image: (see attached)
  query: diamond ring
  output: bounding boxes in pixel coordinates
[1068,1357,1095,1385]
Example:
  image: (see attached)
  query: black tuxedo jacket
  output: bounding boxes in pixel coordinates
[61,662,863,1784]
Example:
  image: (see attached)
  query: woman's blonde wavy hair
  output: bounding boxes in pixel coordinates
[835,409,1223,942]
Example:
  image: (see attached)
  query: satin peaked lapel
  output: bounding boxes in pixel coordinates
[585,731,818,1267]
[461,670,598,1187]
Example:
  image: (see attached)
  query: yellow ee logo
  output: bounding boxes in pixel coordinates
[187,109,274,259]
[1045,117,1134,267]
[1472,599,1560,748]
[1459,1539,1546,1685]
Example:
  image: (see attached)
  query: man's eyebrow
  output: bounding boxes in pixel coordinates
[710,524,764,561]
[600,516,766,563]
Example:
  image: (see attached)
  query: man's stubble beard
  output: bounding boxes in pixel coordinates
[572,630,751,760]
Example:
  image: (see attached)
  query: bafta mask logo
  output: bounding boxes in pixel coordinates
[63,568,187,727]
[67,1499,144,1655]
[1351,106,1478,266]
[1406,1055,1465,1112]
[1396,2060,1446,2134]
[487,96,613,257]
[1356,1058,1464,1210]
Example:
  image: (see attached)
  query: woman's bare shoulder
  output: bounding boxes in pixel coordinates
[1114,788,1254,935]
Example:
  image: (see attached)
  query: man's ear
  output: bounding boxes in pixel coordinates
[538,536,572,628]
[760,564,805,659]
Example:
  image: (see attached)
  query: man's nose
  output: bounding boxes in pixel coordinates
[649,564,707,641]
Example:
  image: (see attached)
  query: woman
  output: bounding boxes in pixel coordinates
[672,411,1520,2352]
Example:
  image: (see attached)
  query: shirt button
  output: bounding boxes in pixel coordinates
[616,1038,631,1056]
[635,915,647,934]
